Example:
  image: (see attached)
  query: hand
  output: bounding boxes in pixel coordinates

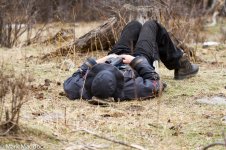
[96,54,118,63]
[119,54,135,64]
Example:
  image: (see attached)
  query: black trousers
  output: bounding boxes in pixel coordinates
[108,20,183,70]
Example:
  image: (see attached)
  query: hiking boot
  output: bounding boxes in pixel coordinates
[174,54,199,80]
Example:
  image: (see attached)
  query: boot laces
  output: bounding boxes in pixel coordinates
[180,54,192,71]
[183,60,192,70]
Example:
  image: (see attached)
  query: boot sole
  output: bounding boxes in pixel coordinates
[174,70,199,80]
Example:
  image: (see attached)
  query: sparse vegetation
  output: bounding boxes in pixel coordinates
[0,0,226,150]
[0,66,29,135]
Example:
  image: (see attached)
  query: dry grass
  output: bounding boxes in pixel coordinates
[0,21,226,150]
[0,69,29,135]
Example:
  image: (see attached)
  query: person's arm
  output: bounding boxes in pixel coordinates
[64,55,118,100]
[63,58,97,100]
[130,56,159,80]
[120,55,162,99]
[120,54,159,80]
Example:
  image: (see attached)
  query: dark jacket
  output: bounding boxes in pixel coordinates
[63,56,161,101]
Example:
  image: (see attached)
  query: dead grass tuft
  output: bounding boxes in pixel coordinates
[0,65,29,135]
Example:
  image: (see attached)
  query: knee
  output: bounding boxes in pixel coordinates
[142,20,158,30]
[143,20,157,27]
[127,20,142,30]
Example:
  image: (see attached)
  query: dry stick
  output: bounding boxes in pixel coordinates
[25,23,47,46]
[0,136,32,142]
[97,36,104,51]
[64,107,67,125]
[80,71,88,101]
[77,129,147,150]
[119,10,127,25]
[203,142,225,150]
[94,33,98,51]
[156,86,162,130]
[10,100,26,123]
[203,131,226,150]
[223,132,226,147]
[110,27,116,44]
[0,97,5,122]
[0,122,16,136]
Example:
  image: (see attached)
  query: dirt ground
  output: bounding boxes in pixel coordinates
[0,21,226,150]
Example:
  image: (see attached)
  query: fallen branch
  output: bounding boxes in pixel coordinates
[203,142,225,150]
[41,4,169,61]
[203,131,226,150]
[41,28,74,45]
[0,122,17,136]
[75,129,147,150]
[41,17,120,60]
[0,135,33,142]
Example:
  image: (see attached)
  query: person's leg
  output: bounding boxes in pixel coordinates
[133,20,160,66]
[133,20,183,69]
[154,22,199,79]
[108,21,142,55]
[155,22,183,70]
[134,20,199,79]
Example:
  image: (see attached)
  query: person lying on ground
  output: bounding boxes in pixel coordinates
[63,20,199,101]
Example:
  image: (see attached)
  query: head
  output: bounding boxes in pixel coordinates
[85,63,124,99]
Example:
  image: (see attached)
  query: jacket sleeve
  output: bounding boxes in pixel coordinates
[63,58,96,100]
[129,56,162,99]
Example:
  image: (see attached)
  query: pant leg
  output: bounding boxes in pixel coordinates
[108,20,142,55]
[155,22,183,70]
[133,21,159,66]
[133,20,183,70]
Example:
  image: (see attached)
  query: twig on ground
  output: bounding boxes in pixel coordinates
[203,142,225,150]
[0,122,17,136]
[0,136,33,142]
[64,107,67,125]
[203,131,226,150]
[74,129,147,150]
[223,131,226,147]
